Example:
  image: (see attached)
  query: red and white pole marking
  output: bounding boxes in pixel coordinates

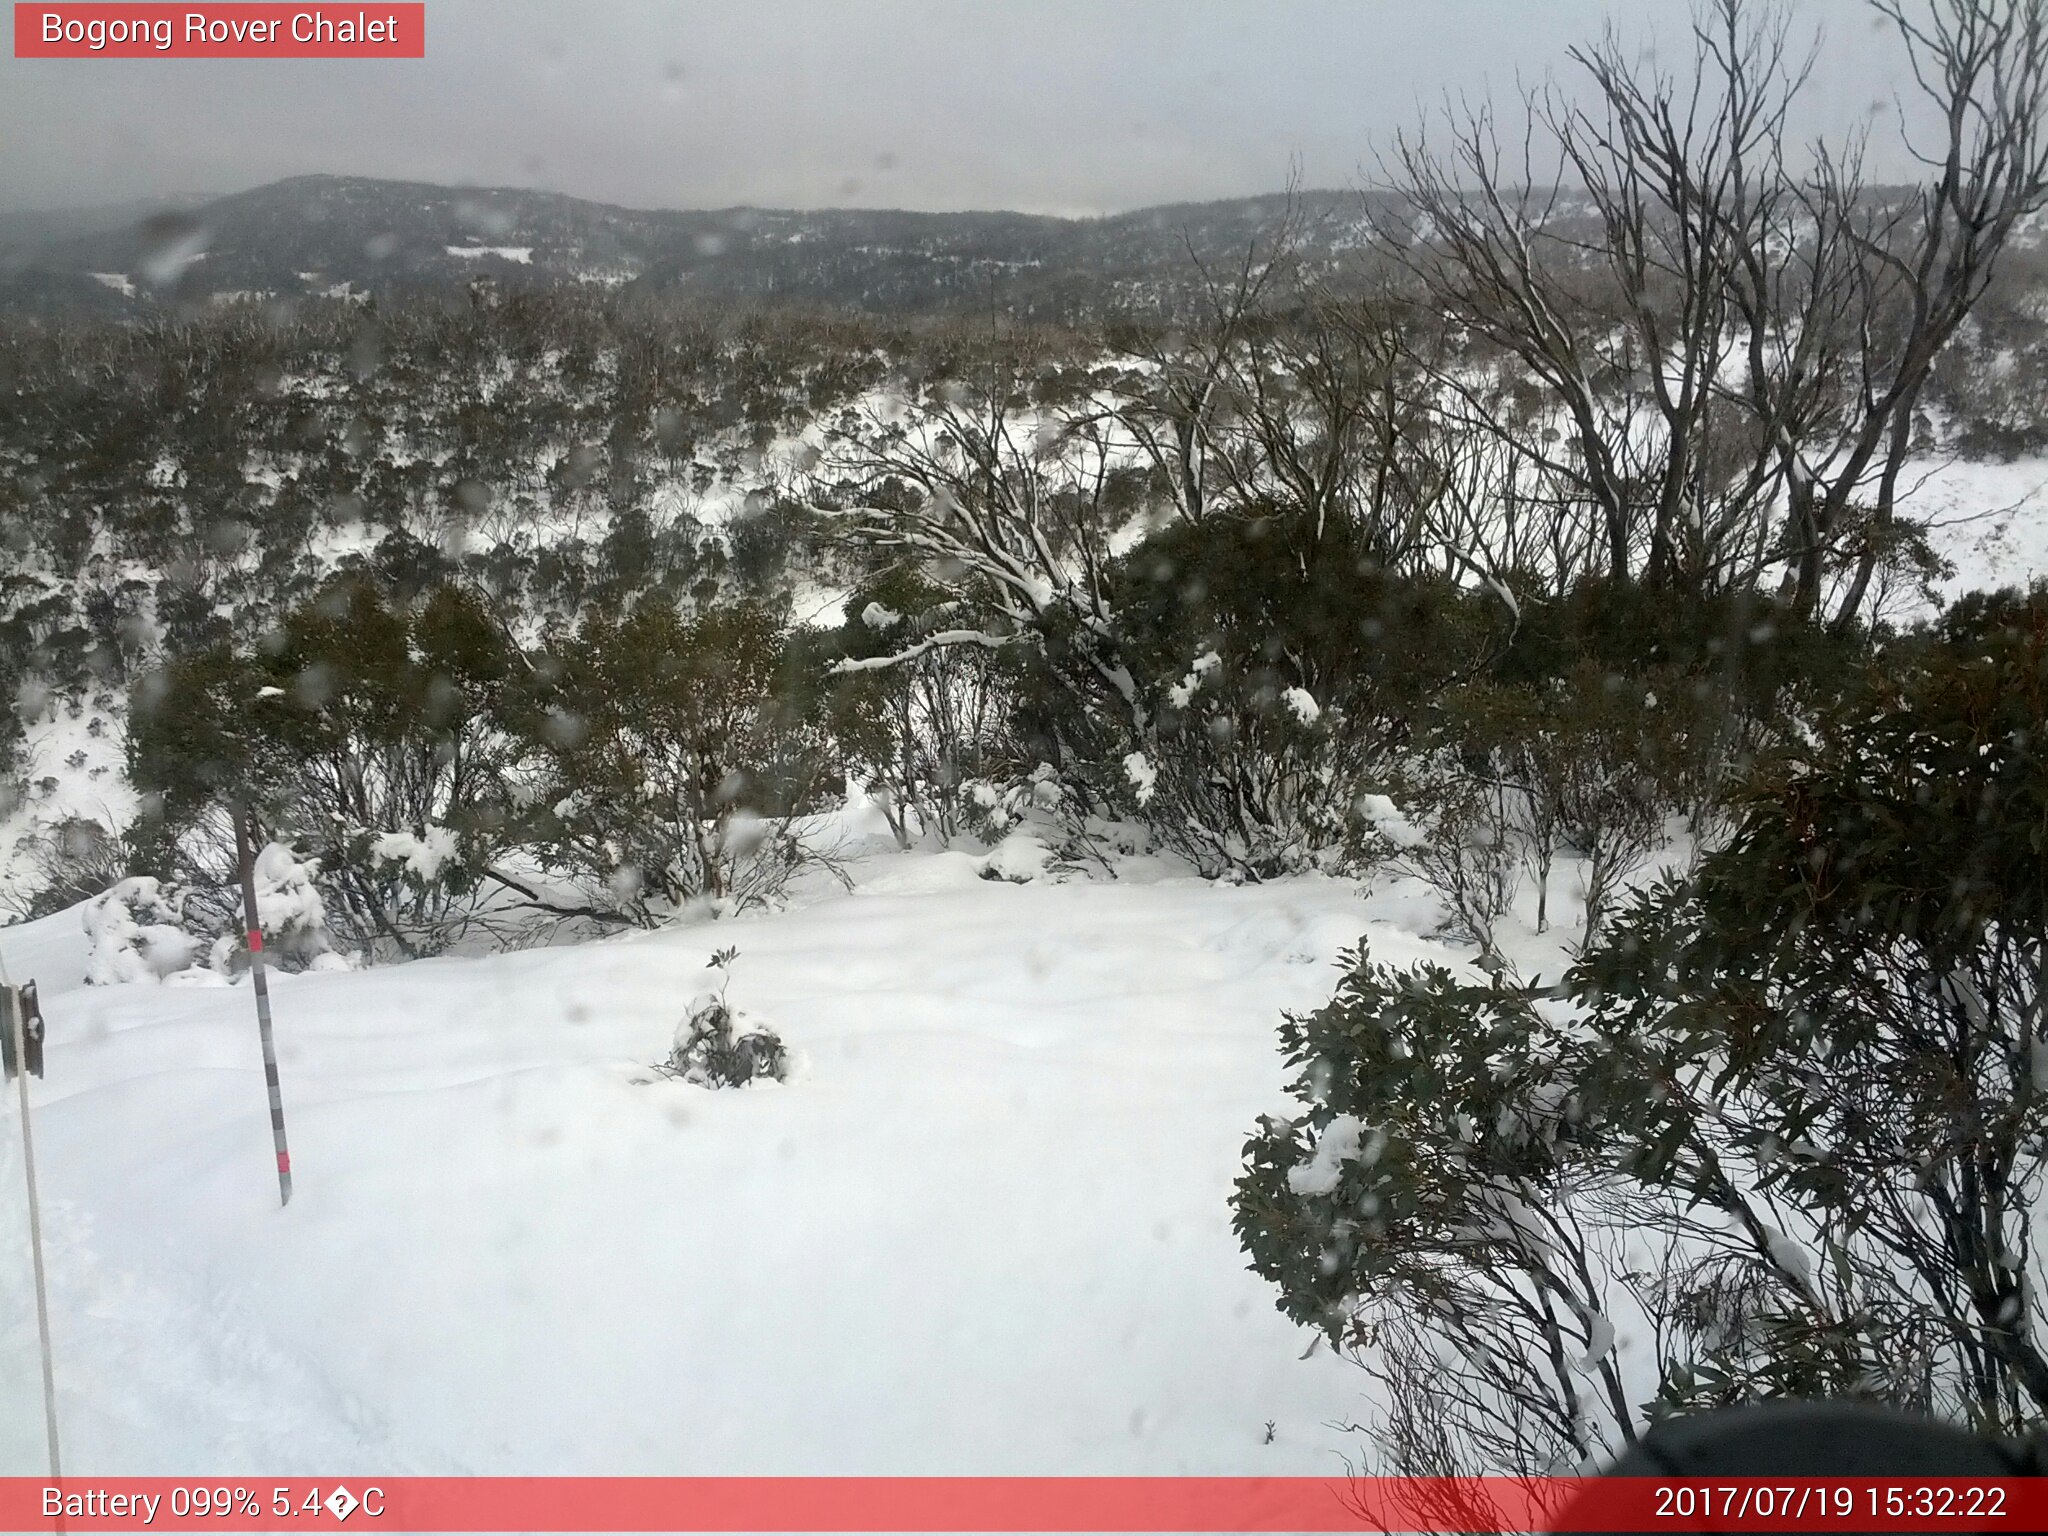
[234,812,294,1207]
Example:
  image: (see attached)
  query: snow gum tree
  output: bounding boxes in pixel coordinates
[805,293,1519,880]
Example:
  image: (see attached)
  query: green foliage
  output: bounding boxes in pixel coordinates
[126,643,277,844]
[513,597,831,921]
[1491,579,1860,801]
[722,498,825,595]
[129,572,845,945]
[1703,582,2048,958]
[1234,942,1646,1474]
[1234,589,2048,1472]
[1235,951,1583,1334]
[128,575,517,956]
[1100,511,1497,876]
[1428,664,1670,945]
[1563,595,2048,1419]
[1117,509,1496,725]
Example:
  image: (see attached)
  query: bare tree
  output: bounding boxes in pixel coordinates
[1378,0,2048,622]
[1804,0,2048,626]
[1107,197,1309,528]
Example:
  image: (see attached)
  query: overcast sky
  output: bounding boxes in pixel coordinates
[0,0,1919,216]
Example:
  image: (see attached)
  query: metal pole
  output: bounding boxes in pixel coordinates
[235,812,294,1206]
[4,981,62,1479]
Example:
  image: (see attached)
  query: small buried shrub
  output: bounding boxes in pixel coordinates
[664,992,787,1088]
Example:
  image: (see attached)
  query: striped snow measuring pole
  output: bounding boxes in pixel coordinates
[1,951,61,1479]
[235,810,295,1206]
[3,980,62,1479]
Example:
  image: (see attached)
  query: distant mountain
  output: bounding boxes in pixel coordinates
[0,174,1382,321]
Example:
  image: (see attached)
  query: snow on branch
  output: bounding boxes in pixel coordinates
[830,628,1020,674]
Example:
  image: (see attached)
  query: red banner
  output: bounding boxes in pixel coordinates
[13,5,424,58]
[0,1477,2044,1532]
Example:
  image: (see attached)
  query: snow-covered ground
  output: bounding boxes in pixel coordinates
[1910,453,2048,614]
[0,841,1495,1477]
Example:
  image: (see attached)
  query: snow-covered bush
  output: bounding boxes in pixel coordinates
[977,829,1055,883]
[344,822,483,953]
[661,948,787,1087]
[957,765,1141,878]
[232,841,350,972]
[367,827,462,883]
[1105,518,1475,880]
[82,844,350,985]
[665,993,786,1088]
[82,877,205,984]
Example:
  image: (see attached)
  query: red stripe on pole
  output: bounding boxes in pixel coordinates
[245,929,263,953]
[2,1477,2044,1532]
[276,1152,291,1174]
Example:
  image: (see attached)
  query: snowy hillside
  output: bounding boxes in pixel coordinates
[0,832,1509,1475]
